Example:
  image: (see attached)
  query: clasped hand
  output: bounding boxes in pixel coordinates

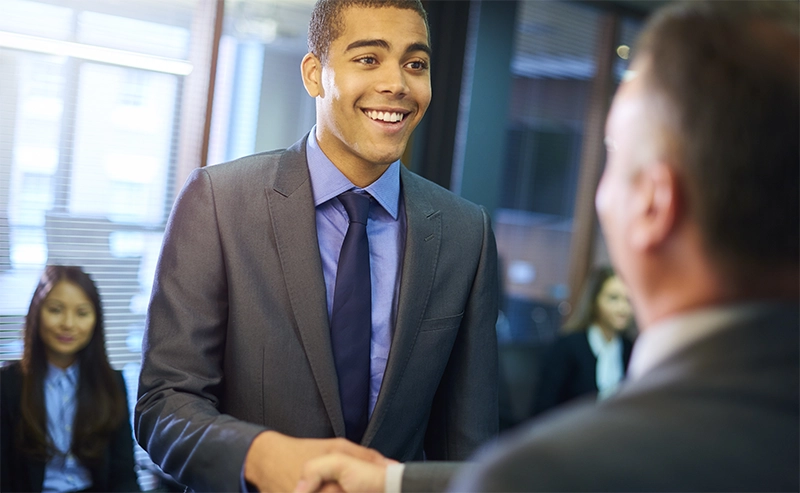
[244,431,392,493]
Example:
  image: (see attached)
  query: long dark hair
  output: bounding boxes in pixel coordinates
[18,265,125,466]
[562,266,618,333]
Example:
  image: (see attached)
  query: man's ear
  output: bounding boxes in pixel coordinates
[301,53,323,98]
[630,162,681,251]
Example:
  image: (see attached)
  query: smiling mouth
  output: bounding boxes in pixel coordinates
[364,109,407,123]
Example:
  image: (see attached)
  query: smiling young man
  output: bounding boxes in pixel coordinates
[135,1,499,492]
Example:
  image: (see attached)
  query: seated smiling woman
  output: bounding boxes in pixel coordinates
[1,265,139,492]
[532,266,636,416]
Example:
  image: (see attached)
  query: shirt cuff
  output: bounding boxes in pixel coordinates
[385,463,406,493]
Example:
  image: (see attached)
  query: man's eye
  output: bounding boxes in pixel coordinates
[407,60,428,70]
[357,56,377,65]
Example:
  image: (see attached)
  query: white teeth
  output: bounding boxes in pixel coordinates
[366,110,404,122]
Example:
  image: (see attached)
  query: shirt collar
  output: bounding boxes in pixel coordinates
[46,361,79,386]
[305,128,401,219]
[586,324,621,356]
[627,301,773,380]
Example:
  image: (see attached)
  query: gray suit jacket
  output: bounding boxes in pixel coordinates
[441,303,799,492]
[135,136,499,492]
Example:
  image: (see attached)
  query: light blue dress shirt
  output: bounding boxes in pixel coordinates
[306,130,406,417]
[43,363,92,492]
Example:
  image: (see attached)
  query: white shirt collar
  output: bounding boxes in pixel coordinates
[586,324,621,355]
[587,325,624,398]
[627,302,773,380]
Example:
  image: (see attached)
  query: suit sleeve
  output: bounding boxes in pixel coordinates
[135,168,267,492]
[422,206,499,461]
[401,461,464,493]
[108,371,140,492]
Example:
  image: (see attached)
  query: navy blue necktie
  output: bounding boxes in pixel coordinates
[330,191,371,443]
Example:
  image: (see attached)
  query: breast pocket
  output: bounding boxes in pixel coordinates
[418,311,464,332]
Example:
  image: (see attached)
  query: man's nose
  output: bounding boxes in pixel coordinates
[376,64,408,95]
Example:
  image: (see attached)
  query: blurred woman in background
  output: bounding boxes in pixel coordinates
[1,265,139,492]
[533,266,635,416]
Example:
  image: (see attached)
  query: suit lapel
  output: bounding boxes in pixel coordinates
[363,167,442,445]
[266,138,345,437]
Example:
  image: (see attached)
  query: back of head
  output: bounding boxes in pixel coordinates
[633,0,799,277]
[308,0,429,63]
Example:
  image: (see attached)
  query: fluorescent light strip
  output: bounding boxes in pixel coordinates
[0,31,193,75]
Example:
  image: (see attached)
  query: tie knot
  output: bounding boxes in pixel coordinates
[339,191,370,225]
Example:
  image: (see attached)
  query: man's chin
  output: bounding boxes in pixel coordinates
[362,137,413,164]
[365,151,405,166]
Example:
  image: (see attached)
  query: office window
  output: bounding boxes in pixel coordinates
[495,1,642,344]
[208,0,316,165]
[0,0,204,488]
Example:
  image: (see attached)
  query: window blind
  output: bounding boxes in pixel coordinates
[0,0,206,488]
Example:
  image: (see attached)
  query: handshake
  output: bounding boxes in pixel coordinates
[244,431,403,493]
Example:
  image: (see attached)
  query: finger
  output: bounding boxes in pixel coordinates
[300,453,385,493]
[296,459,332,493]
[295,479,315,493]
[298,454,348,490]
[319,482,345,493]
[295,476,325,493]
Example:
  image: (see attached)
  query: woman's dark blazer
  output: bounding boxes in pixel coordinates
[0,361,140,492]
[532,331,634,416]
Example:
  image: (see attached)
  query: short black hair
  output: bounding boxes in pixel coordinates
[308,0,429,63]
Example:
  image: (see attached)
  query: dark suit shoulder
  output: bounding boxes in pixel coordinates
[0,362,23,418]
[400,167,487,219]
[454,395,698,491]
[205,147,286,174]
[200,148,288,187]
[199,134,306,191]
[1,359,22,370]
[1,361,28,492]
[455,314,800,492]
[0,360,22,387]
[450,401,621,491]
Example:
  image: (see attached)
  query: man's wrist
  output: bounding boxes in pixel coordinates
[243,431,279,490]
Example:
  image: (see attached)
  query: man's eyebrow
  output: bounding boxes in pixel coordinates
[407,42,432,57]
[345,39,391,52]
[344,39,432,57]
